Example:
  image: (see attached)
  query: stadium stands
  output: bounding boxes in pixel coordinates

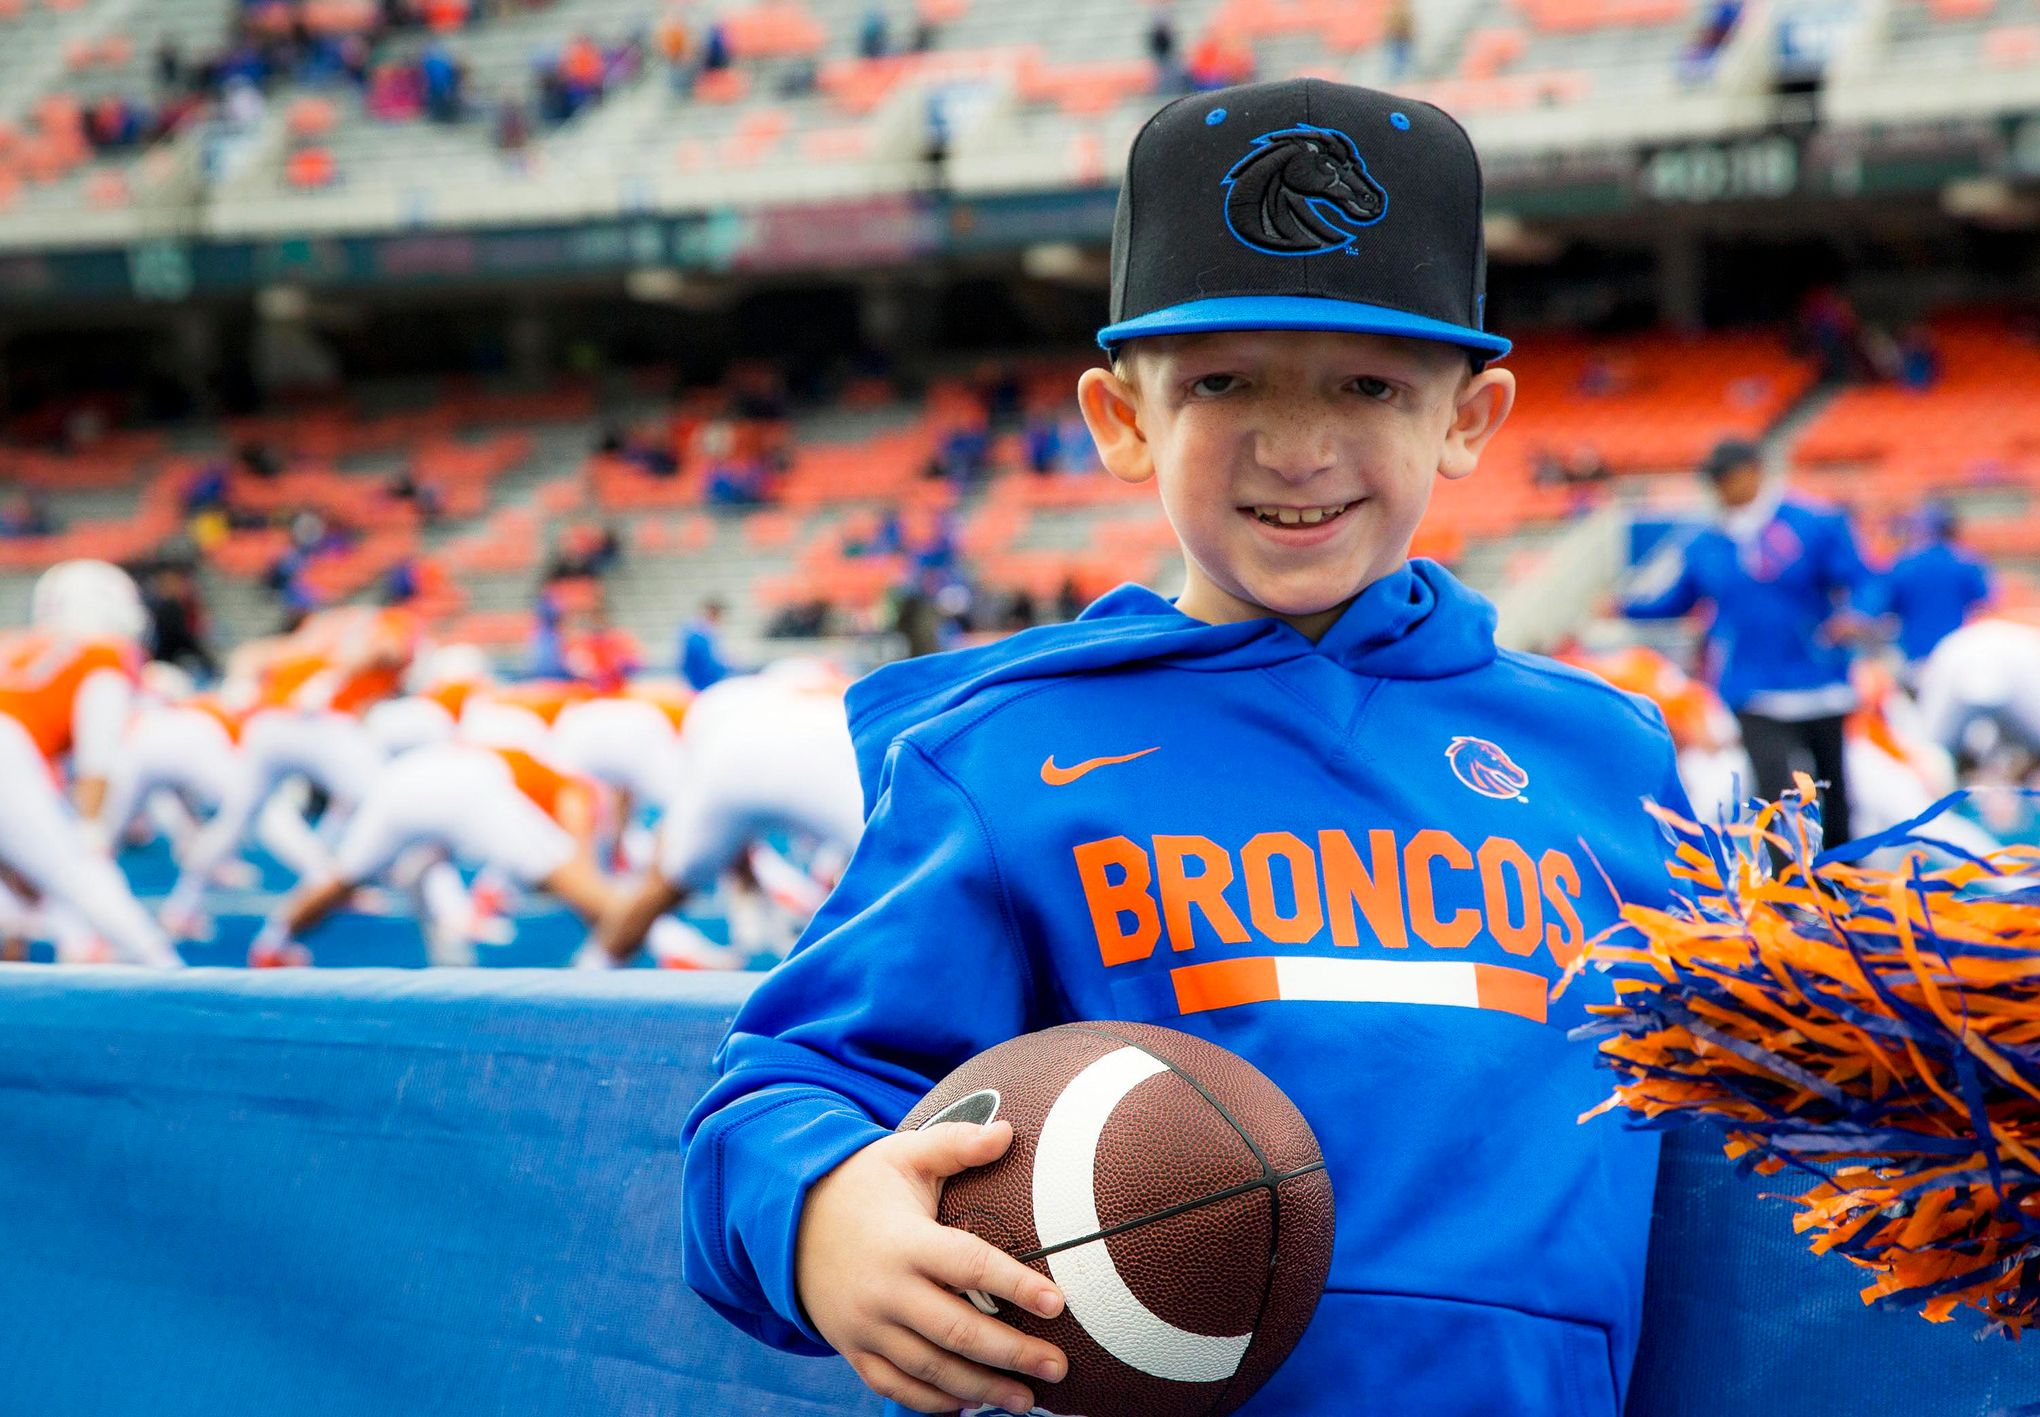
[0,316,1845,658]
[12,0,2036,246]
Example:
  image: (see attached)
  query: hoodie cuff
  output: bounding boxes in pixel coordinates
[700,1087,893,1349]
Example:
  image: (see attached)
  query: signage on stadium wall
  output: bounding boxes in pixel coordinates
[1638,136,1801,205]
[0,124,2023,310]
[725,195,943,272]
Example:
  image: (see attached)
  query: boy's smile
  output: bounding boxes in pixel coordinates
[1079,328,1516,641]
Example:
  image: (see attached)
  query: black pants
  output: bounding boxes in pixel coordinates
[1733,710,1853,846]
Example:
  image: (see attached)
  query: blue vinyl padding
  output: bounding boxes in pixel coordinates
[0,967,2032,1416]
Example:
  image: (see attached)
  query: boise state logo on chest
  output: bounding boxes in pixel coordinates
[1446,736,1529,801]
[1223,124,1387,256]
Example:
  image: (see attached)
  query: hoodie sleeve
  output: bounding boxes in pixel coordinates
[680,736,1039,1352]
[1821,509,1881,614]
[1622,542,1704,621]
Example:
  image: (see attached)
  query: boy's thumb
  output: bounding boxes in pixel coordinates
[907,1119,1013,1179]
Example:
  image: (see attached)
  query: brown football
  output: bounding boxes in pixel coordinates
[898,1020,1334,1417]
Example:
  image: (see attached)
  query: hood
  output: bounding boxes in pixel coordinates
[848,558,1498,796]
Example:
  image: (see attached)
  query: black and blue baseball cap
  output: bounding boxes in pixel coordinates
[1097,78,1509,362]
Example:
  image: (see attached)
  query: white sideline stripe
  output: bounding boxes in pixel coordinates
[1031,1045,1253,1385]
[1273,956,1480,1008]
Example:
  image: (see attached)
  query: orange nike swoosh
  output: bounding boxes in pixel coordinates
[1040,747,1160,786]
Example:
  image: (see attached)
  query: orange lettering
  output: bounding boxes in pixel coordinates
[1478,838,1542,957]
[1154,835,1249,953]
[1405,829,1478,950]
[1539,849,1587,967]
[1319,828,1406,949]
[1074,836,1161,966]
[1242,832,1323,944]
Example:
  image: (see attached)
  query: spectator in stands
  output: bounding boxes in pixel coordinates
[556,33,606,117]
[563,598,642,692]
[1383,0,1414,79]
[766,599,835,638]
[857,6,890,60]
[224,74,267,130]
[701,20,731,73]
[678,600,732,690]
[888,570,943,658]
[386,468,445,525]
[546,523,621,582]
[182,459,231,514]
[1797,285,1870,383]
[239,440,281,480]
[1023,412,1061,475]
[1894,325,1940,391]
[1000,590,1039,632]
[1054,574,1083,623]
[420,39,464,122]
[0,490,57,539]
[657,6,694,93]
[156,38,184,90]
[1681,0,1742,80]
[1186,28,1253,90]
[1624,437,1878,845]
[1148,6,1184,92]
[1880,504,1993,682]
[494,96,532,161]
[932,420,990,485]
[142,561,218,679]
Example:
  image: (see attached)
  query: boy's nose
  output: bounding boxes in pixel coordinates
[1252,424,1338,484]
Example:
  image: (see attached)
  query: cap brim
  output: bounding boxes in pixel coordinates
[1096,295,1510,359]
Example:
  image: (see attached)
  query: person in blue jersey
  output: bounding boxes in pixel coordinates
[682,80,1690,1417]
[1881,503,1992,684]
[1625,437,1878,845]
[676,598,732,690]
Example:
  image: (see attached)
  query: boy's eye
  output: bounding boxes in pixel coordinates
[1189,373,1242,397]
[1350,376,1396,401]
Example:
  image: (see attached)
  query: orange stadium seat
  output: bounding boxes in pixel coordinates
[722,2,826,58]
[694,68,752,105]
[286,146,338,189]
[800,126,872,161]
[84,169,128,208]
[442,610,536,649]
[1929,0,1994,18]
[1461,26,1529,77]
[1983,25,2040,65]
[288,98,339,138]
[1793,314,2040,479]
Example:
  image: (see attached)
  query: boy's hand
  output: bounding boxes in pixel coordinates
[796,1120,1068,1414]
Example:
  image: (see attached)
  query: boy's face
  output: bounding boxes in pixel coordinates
[1077,329,1515,638]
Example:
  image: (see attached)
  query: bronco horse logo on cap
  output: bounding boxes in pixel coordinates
[1222,124,1387,257]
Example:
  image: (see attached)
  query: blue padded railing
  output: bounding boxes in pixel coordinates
[0,967,2032,1416]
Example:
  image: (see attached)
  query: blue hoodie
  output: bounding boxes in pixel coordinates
[1881,542,1991,664]
[681,561,1688,1417]
[1624,496,1875,714]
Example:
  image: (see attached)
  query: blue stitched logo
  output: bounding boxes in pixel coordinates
[1222,125,1387,256]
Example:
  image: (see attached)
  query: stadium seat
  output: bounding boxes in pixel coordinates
[1982,24,2040,65]
[285,145,338,189]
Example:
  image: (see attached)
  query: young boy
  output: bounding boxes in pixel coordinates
[682,79,1689,1416]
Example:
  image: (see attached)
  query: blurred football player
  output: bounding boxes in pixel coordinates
[589,660,861,967]
[0,560,178,965]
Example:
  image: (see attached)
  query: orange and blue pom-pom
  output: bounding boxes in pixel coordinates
[1563,775,2040,1335]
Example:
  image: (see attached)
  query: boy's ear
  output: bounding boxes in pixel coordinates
[1438,367,1516,482]
[1077,366,1154,486]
